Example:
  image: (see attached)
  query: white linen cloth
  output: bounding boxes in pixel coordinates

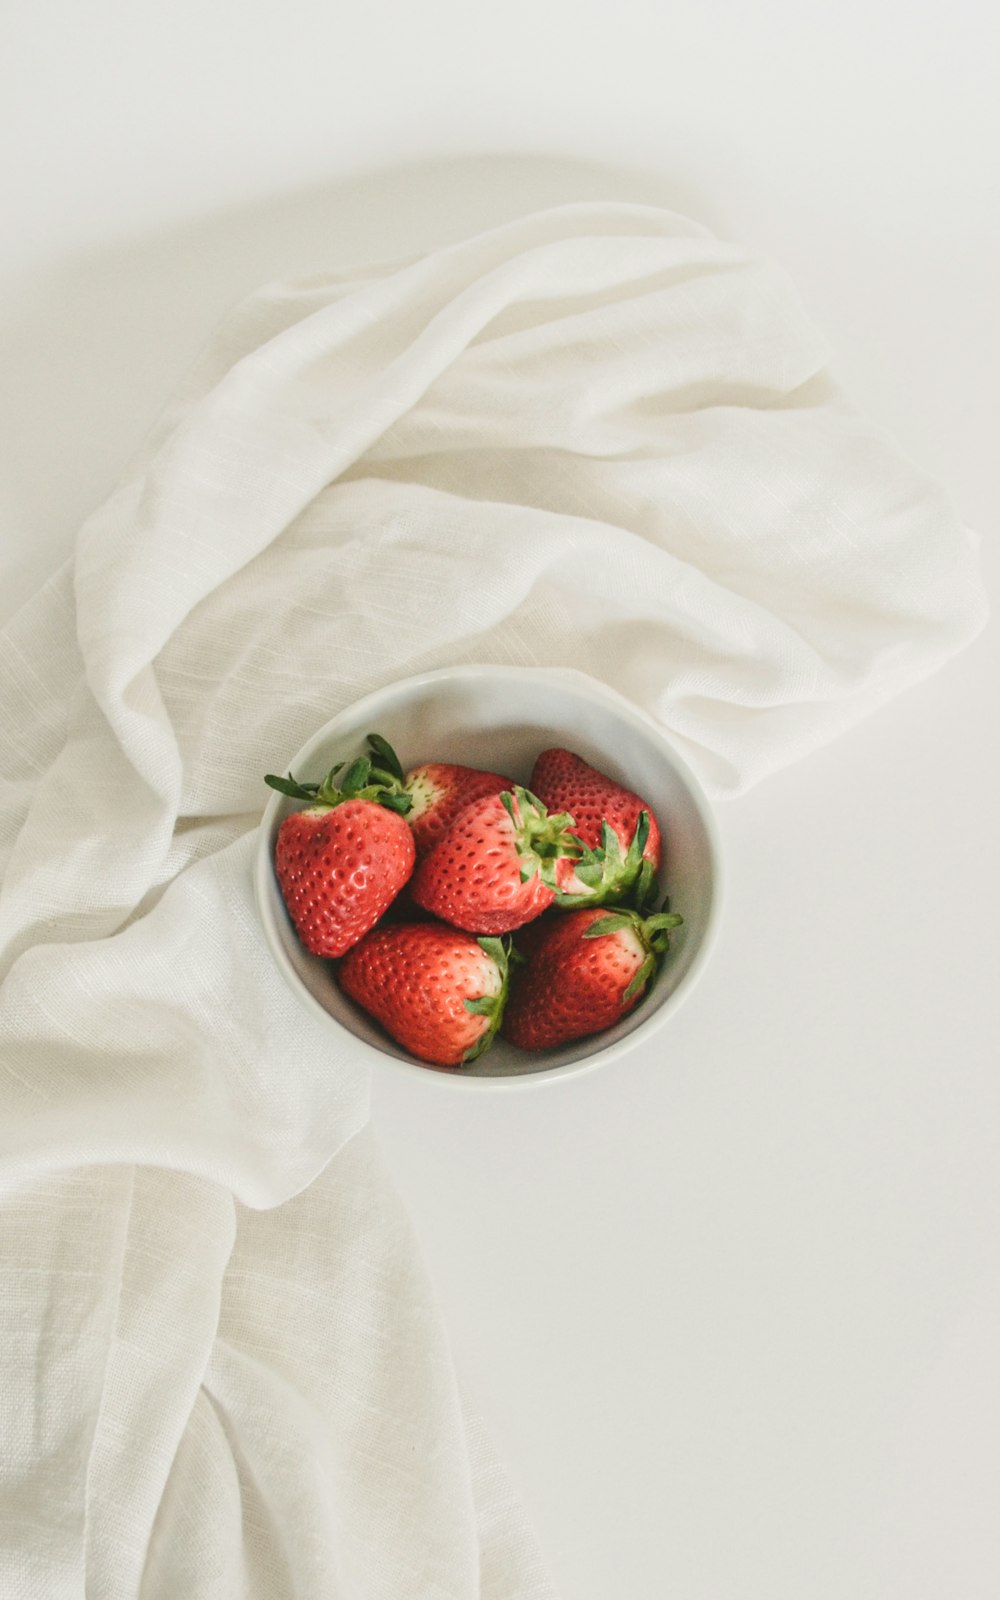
[0,202,986,1598]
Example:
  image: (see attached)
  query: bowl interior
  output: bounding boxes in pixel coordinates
[255,668,719,1083]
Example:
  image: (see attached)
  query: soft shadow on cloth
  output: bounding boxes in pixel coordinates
[0,202,986,1599]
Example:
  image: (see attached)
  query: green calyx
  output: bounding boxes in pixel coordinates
[498,787,584,886]
[583,899,684,1005]
[554,809,658,912]
[264,732,413,815]
[460,936,523,1063]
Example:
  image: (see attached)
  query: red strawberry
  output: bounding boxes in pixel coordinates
[404,761,514,858]
[410,786,583,935]
[265,760,415,957]
[530,748,662,909]
[338,924,514,1067]
[502,904,682,1051]
[362,735,514,859]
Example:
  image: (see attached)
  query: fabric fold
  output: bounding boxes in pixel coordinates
[0,200,986,1597]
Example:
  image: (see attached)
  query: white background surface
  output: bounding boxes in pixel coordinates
[3,5,998,1596]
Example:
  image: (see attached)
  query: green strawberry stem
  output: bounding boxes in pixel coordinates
[554,808,658,910]
[498,787,584,886]
[632,853,659,917]
[460,936,520,1064]
[265,740,413,814]
[365,732,406,784]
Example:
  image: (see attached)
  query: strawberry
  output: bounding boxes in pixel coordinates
[265,759,416,957]
[353,736,514,860]
[405,763,515,857]
[502,903,682,1051]
[410,786,583,935]
[338,924,515,1067]
[529,748,662,910]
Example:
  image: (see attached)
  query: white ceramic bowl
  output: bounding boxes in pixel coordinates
[254,665,722,1087]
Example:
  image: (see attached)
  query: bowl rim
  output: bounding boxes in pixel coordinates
[253,664,724,1090]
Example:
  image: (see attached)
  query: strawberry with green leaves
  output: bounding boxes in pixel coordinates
[410,786,583,935]
[342,735,514,860]
[502,903,682,1051]
[265,756,415,958]
[364,734,513,860]
[338,924,515,1067]
[530,747,662,909]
